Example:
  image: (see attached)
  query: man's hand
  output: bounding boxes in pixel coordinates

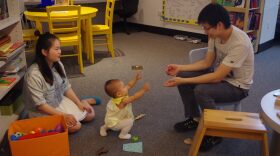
[142,83,150,92]
[135,72,142,80]
[166,64,180,76]
[163,77,185,87]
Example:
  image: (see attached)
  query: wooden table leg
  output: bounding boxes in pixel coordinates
[188,117,206,156]
[262,133,269,156]
[270,131,280,156]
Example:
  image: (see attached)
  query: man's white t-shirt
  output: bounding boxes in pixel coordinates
[208,26,254,89]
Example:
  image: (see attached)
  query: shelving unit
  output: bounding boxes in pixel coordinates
[216,0,264,53]
[0,0,26,142]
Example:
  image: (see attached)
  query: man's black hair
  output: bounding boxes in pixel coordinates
[198,3,231,29]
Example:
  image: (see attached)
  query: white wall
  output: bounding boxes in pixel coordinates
[129,0,205,34]
[131,0,280,44]
[259,0,279,44]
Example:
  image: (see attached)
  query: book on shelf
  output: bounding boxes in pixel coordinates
[247,12,261,30]
[235,13,244,30]
[0,35,11,47]
[220,0,245,8]
[0,61,4,67]
[247,33,256,42]
[229,12,244,30]
[216,0,223,5]
[253,13,261,30]
[234,0,245,8]
[250,0,259,8]
[229,12,237,25]
[0,41,25,59]
[0,42,13,55]
[0,0,9,20]
[0,55,25,74]
[223,0,235,7]
[0,77,16,86]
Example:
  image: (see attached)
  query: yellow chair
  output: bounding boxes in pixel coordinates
[46,5,84,73]
[23,29,37,51]
[52,0,75,28]
[23,29,37,42]
[70,0,74,5]
[21,13,37,51]
[91,0,115,60]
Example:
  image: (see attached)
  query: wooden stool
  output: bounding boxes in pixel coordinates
[188,109,269,156]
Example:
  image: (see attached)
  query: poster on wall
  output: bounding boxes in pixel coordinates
[162,0,211,25]
[0,0,9,20]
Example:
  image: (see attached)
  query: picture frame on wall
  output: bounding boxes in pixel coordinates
[55,0,70,5]
[0,0,9,20]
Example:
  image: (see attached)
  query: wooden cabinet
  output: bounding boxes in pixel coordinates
[0,0,26,142]
[216,0,264,53]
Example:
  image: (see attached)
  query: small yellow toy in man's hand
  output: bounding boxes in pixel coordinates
[131,65,143,70]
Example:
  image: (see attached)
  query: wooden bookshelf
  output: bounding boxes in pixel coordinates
[225,6,246,13]
[0,70,25,100]
[216,0,264,53]
[0,0,26,142]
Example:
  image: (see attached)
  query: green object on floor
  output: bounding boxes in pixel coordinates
[131,136,140,142]
[123,142,143,153]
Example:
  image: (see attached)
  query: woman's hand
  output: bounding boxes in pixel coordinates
[163,77,185,87]
[64,114,77,127]
[78,101,93,113]
[166,64,180,76]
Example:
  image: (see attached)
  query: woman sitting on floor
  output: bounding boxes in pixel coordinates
[23,32,99,133]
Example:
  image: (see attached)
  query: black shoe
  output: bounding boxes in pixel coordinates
[174,118,198,132]
[199,136,222,152]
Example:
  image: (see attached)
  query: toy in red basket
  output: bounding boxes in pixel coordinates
[10,124,64,141]
[54,124,64,132]
[34,127,44,133]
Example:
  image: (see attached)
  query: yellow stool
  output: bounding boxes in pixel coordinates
[188,109,269,156]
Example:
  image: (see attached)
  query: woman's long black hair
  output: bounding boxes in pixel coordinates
[34,31,65,85]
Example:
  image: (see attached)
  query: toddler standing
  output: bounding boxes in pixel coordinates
[100,73,150,139]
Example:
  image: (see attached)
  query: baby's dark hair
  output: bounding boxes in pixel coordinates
[104,79,121,98]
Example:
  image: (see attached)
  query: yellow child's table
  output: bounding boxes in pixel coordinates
[24,7,98,63]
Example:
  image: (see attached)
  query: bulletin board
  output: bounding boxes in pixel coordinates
[162,0,212,25]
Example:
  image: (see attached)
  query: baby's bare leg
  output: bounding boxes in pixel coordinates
[100,125,108,136]
[111,118,134,139]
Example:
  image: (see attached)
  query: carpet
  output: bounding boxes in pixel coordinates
[63,48,125,78]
